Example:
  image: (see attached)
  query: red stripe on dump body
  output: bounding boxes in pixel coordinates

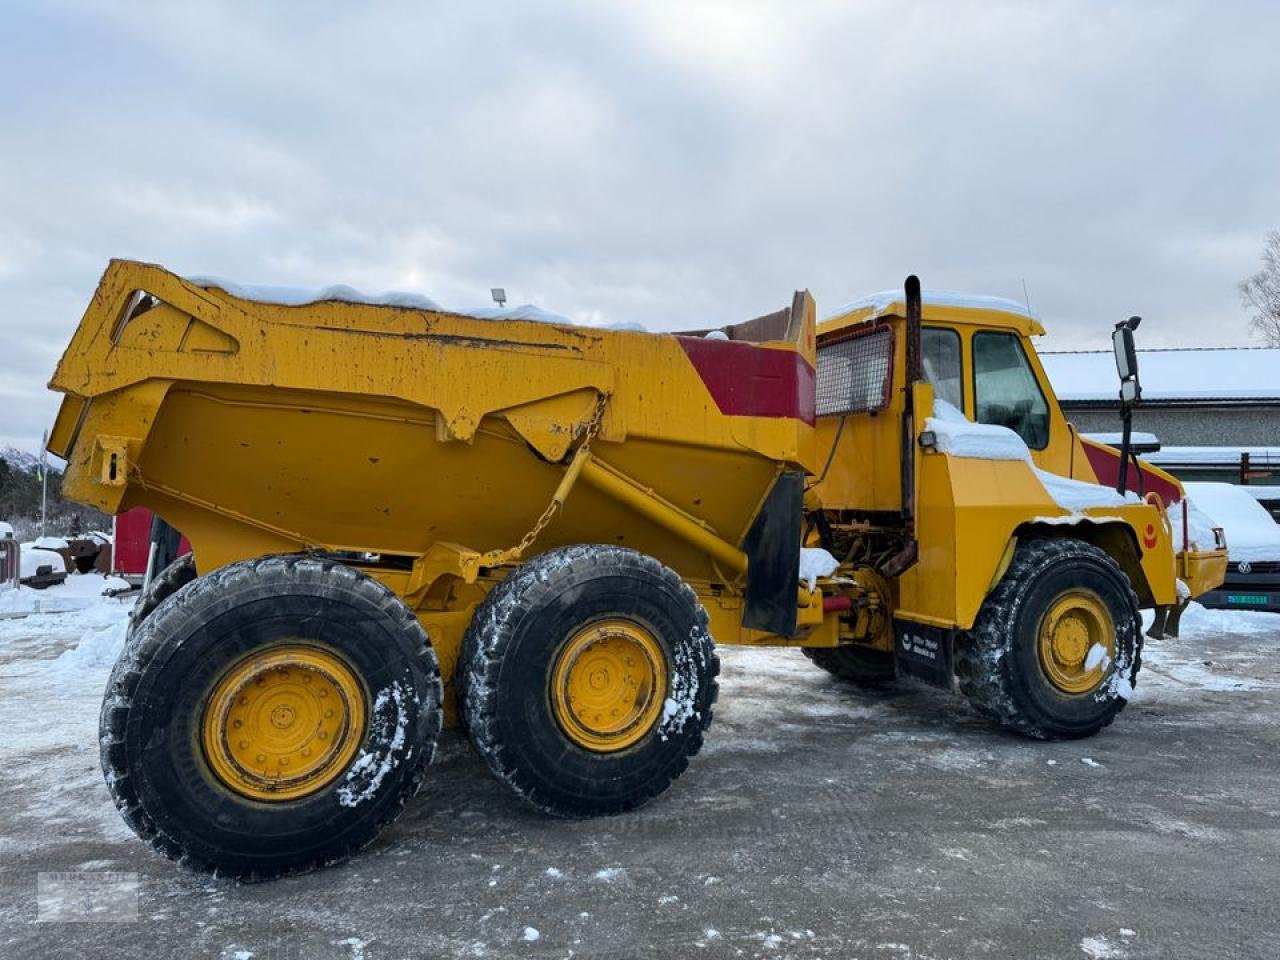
[677,337,816,425]
[1080,442,1182,507]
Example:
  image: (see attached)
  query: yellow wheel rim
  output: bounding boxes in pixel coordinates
[201,644,367,802]
[550,619,668,753]
[1036,590,1115,695]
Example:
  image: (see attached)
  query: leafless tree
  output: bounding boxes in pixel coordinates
[1240,231,1280,346]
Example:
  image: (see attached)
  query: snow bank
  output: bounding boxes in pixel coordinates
[46,617,129,675]
[0,572,131,617]
[825,289,1038,323]
[799,547,839,592]
[0,520,13,539]
[1183,482,1280,562]
[188,275,575,326]
[0,585,40,617]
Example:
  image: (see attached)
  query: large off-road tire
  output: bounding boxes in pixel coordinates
[127,553,196,637]
[458,545,718,818]
[802,645,897,686]
[955,537,1142,740]
[101,555,443,879]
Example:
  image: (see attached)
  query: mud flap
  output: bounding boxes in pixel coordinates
[741,471,804,636]
[1147,600,1189,641]
[893,619,953,689]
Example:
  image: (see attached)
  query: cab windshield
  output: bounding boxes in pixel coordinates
[972,331,1050,449]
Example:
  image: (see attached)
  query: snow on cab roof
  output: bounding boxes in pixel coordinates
[823,289,1041,325]
[1040,347,1280,403]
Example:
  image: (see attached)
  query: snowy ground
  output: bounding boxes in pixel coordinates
[2,588,1279,960]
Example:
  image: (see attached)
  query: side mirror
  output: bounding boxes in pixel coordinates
[1112,323,1138,380]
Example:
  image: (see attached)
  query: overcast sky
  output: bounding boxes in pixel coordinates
[2,0,1277,453]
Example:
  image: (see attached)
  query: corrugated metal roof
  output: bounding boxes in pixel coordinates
[1040,347,1280,403]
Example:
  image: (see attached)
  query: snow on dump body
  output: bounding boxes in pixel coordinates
[1183,482,1280,562]
[923,400,1139,512]
[823,289,1039,323]
[186,275,576,326]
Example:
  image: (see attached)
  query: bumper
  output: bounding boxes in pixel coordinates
[1177,547,1228,600]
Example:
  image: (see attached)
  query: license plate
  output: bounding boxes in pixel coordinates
[1227,594,1269,606]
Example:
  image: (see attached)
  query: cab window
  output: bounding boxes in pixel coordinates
[922,327,963,411]
[972,331,1050,449]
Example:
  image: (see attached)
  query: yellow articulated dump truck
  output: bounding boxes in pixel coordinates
[48,261,1223,877]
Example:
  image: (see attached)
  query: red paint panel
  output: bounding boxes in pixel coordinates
[1081,442,1182,506]
[113,508,152,575]
[113,507,191,575]
[677,337,816,425]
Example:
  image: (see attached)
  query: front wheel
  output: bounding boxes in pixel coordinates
[955,538,1142,740]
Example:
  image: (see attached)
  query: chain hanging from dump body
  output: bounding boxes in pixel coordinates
[479,391,611,567]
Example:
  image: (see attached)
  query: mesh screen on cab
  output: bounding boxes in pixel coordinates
[816,328,893,416]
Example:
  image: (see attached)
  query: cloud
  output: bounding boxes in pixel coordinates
[2,0,1278,452]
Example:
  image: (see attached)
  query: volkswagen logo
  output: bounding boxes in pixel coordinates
[1238,560,1252,574]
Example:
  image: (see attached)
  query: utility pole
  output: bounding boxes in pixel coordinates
[40,430,49,537]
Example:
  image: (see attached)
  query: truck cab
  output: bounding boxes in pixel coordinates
[802,283,1227,738]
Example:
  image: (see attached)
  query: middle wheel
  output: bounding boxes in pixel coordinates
[458,544,719,817]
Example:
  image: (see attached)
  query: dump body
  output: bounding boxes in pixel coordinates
[49,260,822,689]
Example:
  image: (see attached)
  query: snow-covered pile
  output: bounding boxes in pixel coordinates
[18,542,65,579]
[1183,482,1280,562]
[0,520,13,539]
[187,275,573,326]
[924,400,1138,512]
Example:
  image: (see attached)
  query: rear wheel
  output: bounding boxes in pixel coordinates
[458,545,718,817]
[802,645,896,686]
[101,555,442,878]
[956,538,1141,740]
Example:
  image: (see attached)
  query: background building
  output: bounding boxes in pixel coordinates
[1039,346,1280,516]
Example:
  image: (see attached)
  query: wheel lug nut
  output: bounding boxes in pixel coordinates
[256,753,266,762]
[239,739,249,749]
